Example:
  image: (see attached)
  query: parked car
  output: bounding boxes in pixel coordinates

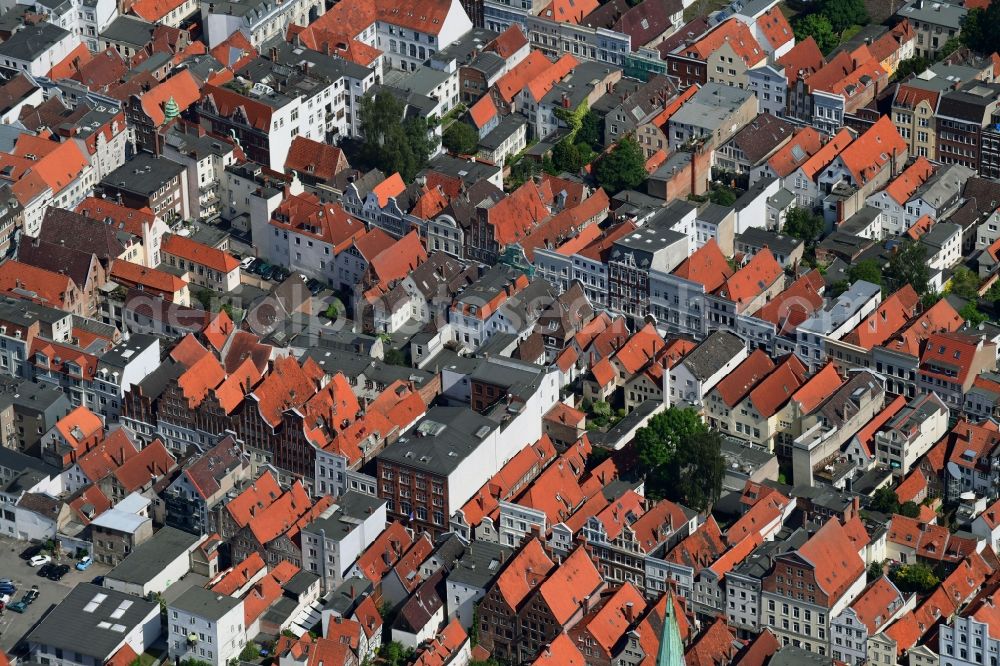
[8,600,27,613]
[37,563,54,578]
[240,256,255,270]
[306,278,323,295]
[252,261,271,276]
[0,593,10,605]
[91,575,105,586]
[0,583,15,595]
[23,587,39,604]
[271,267,290,282]
[246,258,263,274]
[28,554,51,567]
[76,556,93,571]
[20,544,41,560]
[47,565,70,581]
[259,264,276,281]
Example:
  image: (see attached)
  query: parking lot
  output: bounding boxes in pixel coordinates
[0,536,111,653]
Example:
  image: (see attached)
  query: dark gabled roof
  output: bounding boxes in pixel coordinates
[731,113,794,165]
[39,208,128,261]
[17,238,98,288]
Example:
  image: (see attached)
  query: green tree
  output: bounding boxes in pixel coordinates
[708,185,737,206]
[552,139,585,174]
[577,109,603,151]
[938,36,962,59]
[949,266,981,300]
[378,642,414,666]
[194,288,214,310]
[323,303,338,320]
[894,54,931,80]
[358,91,437,182]
[891,563,940,594]
[595,136,646,194]
[384,348,408,366]
[659,431,725,511]
[899,501,921,518]
[847,259,882,288]
[818,0,868,32]
[793,14,838,54]
[867,560,884,580]
[635,407,706,469]
[443,121,480,155]
[885,241,929,295]
[870,486,899,514]
[960,301,989,326]
[961,1,1000,54]
[239,643,261,661]
[783,207,825,242]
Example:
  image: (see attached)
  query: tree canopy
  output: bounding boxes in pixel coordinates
[443,121,479,155]
[817,0,868,32]
[577,109,603,151]
[885,241,929,295]
[894,54,931,80]
[960,302,989,326]
[891,563,940,594]
[635,408,723,511]
[950,266,981,300]
[961,0,1000,54]
[552,139,587,174]
[595,137,646,194]
[847,259,882,288]
[793,14,838,54]
[358,91,437,182]
[783,207,825,242]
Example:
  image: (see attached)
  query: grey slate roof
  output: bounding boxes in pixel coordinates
[171,585,241,620]
[103,153,186,197]
[27,584,158,660]
[100,15,155,48]
[377,405,498,475]
[0,23,70,61]
[106,526,201,585]
[680,331,745,380]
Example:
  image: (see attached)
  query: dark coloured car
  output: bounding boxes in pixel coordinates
[259,264,276,281]
[246,258,262,274]
[8,600,27,613]
[252,261,271,276]
[47,565,70,581]
[20,544,41,560]
[271,267,290,282]
[23,587,39,604]
[91,575,105,586]
[306,279,323,295]
[37,563,54,578]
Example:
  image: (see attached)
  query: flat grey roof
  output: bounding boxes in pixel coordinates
[27,584,158,659]
[106,527,200,585]
[103,153,186,196]
[170,585,241,621]
[377,405,498,475]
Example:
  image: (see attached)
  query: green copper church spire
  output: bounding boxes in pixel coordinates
[163,97,180,124]
[656,590,685,666]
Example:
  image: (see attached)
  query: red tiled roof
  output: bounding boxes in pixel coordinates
[372,172,406,208]
[726,488,792,545]
[842,285,919,350]
[210,552,266,595]
[853,394,906,458]
[271,192,364,251]
[138,70,201,126]
[368,231,428,286]
[113,438,174,492]
[884,298,964,357]
[837,116,907,185]
[579,583,646,655]
[226,471,282,528]
[250,355,324,428]
[800,128,854,182]
[47,43,91,80]
[714,349,775,408]
[201,83,274,131]
[672,240,734,292]
[849,577,905,633]
[130,0,191,22]
[531,632,586,666]
[666,516,728,575]
[526,53,579,103]
[715,248,782,309]
[0,260,77,309]
[791,362,842,413]
[538,545,603,625]
[895,468,928,504]
[683,19,765,67]
[776,36,824,86]
[355,521,413,584]
[766,126,824,178]
[285,136,349,182]
[494,50,554,103]
[920,331,986,387]
[459,435,557,527]
[757,6,793,52]
[755,270,825,335]
[162,234,239,273]
[76,197,156,237]
[111,260,187,297]
[495,538,556,610]
[797,517,865,602]
[882,157,934,206]
[746,354,809,418]
[539,0,599,24]
[469,95,498,129]
[685,618,737,666]
[487,24,529,58]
